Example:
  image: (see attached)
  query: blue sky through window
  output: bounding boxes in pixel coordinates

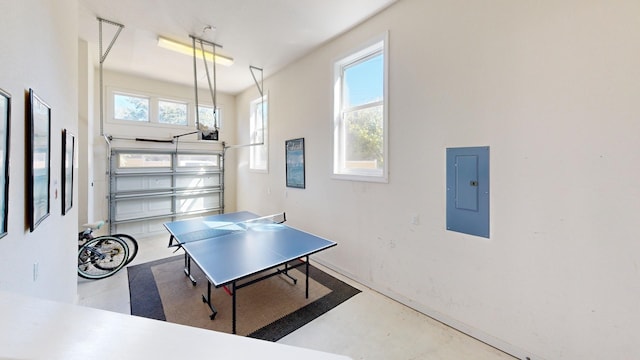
[344,53,383,108]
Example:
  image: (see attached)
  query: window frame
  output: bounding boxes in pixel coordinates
[113,92,150,123]
[116,152,173,171]
[107,87,222,133]
[332,32,389,183]
[176,153,219,169]
[249,95,268,173]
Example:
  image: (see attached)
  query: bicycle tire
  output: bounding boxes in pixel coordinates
[77,236,129,279]
[112,233,139,265]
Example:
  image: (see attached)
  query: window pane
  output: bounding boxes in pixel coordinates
[158,100,187,125]
[197,105,221,130]
[333,34,387,181]
[250,97,268,171]
[114,94,149,122]
[177,154,218,167]
[343,53,383,108]
[117,154,171,168]
[343,105,383,170]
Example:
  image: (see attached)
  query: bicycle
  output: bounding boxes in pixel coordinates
[77,221,139,279]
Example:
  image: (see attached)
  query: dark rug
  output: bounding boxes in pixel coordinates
[127,255,360,341]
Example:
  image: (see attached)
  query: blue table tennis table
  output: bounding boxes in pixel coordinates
[163,211,337,334]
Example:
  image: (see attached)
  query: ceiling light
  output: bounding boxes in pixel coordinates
[157,36,234,67]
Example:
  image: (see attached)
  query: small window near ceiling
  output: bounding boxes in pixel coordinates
[197,105,222,130]
[158,100,188,126]
[249,96,268,172]
[117,153,172,169]
[333,33,388,182]
[114,93,149,122]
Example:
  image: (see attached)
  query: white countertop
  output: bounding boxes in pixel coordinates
[0,291,351,360]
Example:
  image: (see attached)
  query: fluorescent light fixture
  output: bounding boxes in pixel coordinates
[157,36,234,66]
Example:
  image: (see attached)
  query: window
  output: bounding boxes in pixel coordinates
[333,33,388,182]
[177,154,219,168]
[117,153,172,169]
[110,89,223,135]
[249,96,268,172]
[114,93,149,122]
[158,100,188,126]
[197,105,222,130]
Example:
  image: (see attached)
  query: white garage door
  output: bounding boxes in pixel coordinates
[109,149,224,238]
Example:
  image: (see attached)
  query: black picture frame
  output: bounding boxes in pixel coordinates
[285,138,305,189]
[0,88,11,239]
[62,129,74,215]
[27,89,51,232]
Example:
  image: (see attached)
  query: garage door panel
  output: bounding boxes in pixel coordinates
[110,150,223,238]
[116,175,172,192]
[114,198,172,221]
[176,193,220,214]
[114,200,144,219]
[175,175,220,188]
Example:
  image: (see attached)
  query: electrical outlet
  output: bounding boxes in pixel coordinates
[411,214,420,225]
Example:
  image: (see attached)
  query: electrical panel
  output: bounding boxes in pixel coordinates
[446,146,490,238]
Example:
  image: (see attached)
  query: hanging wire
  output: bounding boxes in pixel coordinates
[199,39,218,131]
[98,17,124,63]
[190,35,222,139]
[249,65,264,98]
[192,36,200,132]
[224,66,265,150]
[97,17,124,234]
[250,66,265,147]
[98,17,124,137]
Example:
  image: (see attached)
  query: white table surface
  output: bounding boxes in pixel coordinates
[0,291,351,360]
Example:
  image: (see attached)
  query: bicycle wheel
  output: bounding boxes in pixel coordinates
[77,236,129,279]
[112,233,139,265]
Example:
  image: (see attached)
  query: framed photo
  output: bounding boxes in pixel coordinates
[27,89,51,232]
[0,88,11,238]
[285,138,305,189]
[61,129,74,215]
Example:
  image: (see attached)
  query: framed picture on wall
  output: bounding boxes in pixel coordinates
[285,138,305,189]
[0,88,11,239]
[27,89,51,232]
[61,129,74,215]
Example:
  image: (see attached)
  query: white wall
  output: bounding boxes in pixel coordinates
[88,70,238,226]
[78,39,95,226]
[0,0,78,302]
[235,1,640,359]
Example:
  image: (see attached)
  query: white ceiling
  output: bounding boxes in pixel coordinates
[78,0,397,95]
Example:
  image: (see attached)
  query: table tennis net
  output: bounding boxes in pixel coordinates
[242,212,286,226]
[174,212,287,244]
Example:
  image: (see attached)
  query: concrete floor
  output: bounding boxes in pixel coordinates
[77,234,517,360]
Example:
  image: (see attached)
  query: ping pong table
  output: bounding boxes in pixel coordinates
[163,211,337,334]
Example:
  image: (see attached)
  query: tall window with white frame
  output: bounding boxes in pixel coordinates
[249,96,268,172]
[333,33,388,182]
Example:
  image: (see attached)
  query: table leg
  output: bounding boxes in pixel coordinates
[281,262,298,284]
[305,256,310,298]
[232,281,237,334]
[183,253,196,285]
[202,281,217,320]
